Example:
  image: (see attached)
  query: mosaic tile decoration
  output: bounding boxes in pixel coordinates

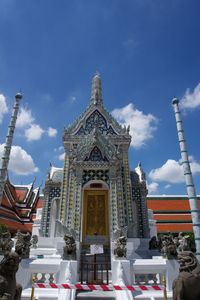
[82,169,109,186]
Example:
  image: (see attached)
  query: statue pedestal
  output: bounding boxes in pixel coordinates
[112,259,131,285]
[16,258,35,289]
[166,259,179,291]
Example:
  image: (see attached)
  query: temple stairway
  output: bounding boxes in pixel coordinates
[76,290,116,300]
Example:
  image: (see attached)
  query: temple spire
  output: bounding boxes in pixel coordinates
[0,92,22,205]
[91,72,103,105]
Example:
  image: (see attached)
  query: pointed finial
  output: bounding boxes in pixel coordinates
[91,72,103,105]
[172,97,179,105]
[33,176,36,185]
[135,161,146,182]
[15,92,23,100]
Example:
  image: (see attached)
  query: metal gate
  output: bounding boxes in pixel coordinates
[80,255,111,284]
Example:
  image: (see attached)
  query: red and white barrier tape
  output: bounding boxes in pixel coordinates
[33,283,163,291]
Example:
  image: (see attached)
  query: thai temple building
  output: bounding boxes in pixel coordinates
[39,72,151,245]
[1,74,200,300]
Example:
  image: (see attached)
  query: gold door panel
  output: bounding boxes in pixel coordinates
[83,190,109,244]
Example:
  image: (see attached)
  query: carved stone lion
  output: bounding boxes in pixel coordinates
[0,251,22,300]
[114,236,127,258]
[15,232,31,259]
[149,236,159,250]
[173,251,200,300]
[31,235,38,249]
[63,234,76,260]
[160,233,178,259]
[0,231,14,253]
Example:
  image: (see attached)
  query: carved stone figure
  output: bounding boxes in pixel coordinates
[15,231,32,259]
[31,235,38,249]
[113,227,127,241]
[114,236,127,258]
[0,231,14,253]
[149,236,159,250]
[177,232,190,253]
[173,251,200,300]
[63,234,76,260]
[173,236,179,249]
[160,233,177,259]
[0,251,22,300]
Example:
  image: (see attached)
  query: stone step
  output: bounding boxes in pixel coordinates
[76,290,116,300]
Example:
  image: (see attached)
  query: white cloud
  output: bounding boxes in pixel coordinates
[189,155,200,174]
[16,107,34,128]
[164,184,171,189]
[58,152,65,161]
[47,127,57,137]
[0,94,8,123]
[111,103,158,148]
[181,83,200,110]
[149,156,200,184]
[25,124,44,141]
[0,144,38,175]
[54,146,64,152]
[148,182,159,194]
[16,105,57,142]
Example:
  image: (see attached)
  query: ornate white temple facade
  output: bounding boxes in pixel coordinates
[14,74,181,300]
[40,73,150,247]
[0,76,192,300]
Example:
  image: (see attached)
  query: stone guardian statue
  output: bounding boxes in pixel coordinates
[173,251,200,300]
[0,251,22,300]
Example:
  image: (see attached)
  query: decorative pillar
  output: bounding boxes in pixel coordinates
[122,148,134,225]
[110,167,119,232]
[74,168,83,239]
[0,93,22,205]
[172,97,200,260]
[59,152,70,222]
[65,167,76,228]
[116,173,125,227]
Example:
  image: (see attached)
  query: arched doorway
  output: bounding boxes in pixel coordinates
[80,180,111,284]
[81,180,109,246]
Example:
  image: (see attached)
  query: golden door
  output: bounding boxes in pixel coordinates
[83,190,109,238]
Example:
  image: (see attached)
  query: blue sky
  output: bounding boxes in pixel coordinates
[0,0,200,195]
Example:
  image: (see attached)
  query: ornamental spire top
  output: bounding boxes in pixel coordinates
[91,71,103,105]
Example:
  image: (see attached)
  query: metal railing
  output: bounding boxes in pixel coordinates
[80,256,110,284]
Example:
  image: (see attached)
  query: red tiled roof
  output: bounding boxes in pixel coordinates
[15,188,28,202]
[0,180,40,233]
[36,197,44,209]
[157,223,193,232]
[147,196,200,233]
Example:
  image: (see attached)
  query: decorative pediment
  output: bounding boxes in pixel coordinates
[76,110,116,136]
[85,146,108,162]
[63,73,131,142]
[72,128,118,163]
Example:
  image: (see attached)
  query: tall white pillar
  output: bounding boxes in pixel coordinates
[172,97,200,260]
[0,93,22,205]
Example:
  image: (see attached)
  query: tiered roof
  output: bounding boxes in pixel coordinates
[147,195,200,233]
[0,179,43,234]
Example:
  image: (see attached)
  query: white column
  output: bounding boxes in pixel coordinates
[172,97,200,260]
[0,93,22,205]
